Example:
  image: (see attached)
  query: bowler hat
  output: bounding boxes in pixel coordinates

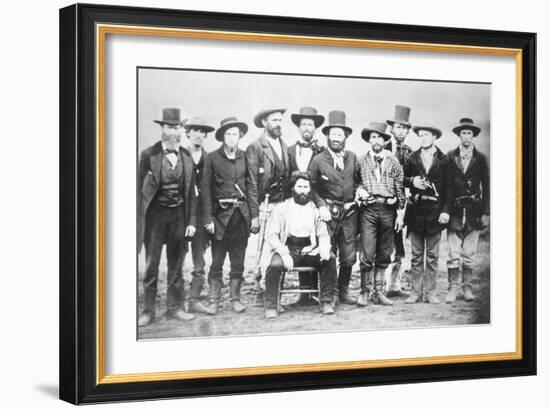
[386,105,412,128]
[452,118,481,137]
[215,117,249,142]
[321,110,352,137]
[291,106,325,128]
[153,107,184,126]
[183,117,215,133]
[361,122,392,142]
[254,108,287,128]
[413,125,443,139]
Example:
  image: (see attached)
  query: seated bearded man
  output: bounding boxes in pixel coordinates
[262,171,337,319]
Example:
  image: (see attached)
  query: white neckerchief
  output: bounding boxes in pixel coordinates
[328,148,345,171]
[266,134,282,159]
[162,142,179,169]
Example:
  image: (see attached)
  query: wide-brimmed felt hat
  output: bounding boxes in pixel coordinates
[153,107,185,126]
[183,116,215,133]
[386,105,412,128]
[452,117,481,137]
[254,108,287,128]
[413,125,443,139]
[361,122,392,142]
[291,106,325,128]
[321,110,352,137]
[215,117,249,142]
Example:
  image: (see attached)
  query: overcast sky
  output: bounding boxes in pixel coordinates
[138,67,490,158]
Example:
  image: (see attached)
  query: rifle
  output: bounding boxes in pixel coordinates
[253,194,271,304]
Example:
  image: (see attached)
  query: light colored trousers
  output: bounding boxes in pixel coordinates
[446,229,480,270]
[409,231,441,297]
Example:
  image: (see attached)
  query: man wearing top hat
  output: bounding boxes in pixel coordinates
[385,105,414,297]
[355,122,405,306]
[403,125,452,305]
[137,107,198,326]
[445,118,489,303]
[308,110,358,306]
[201,117,257,315]
[183,117,215,314]
[287,107,325,305]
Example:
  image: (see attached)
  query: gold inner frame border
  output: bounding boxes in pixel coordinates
[95,23,523,385]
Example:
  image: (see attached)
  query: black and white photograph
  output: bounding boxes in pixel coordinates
[136,67,491,340]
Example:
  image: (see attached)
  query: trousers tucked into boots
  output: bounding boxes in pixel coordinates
[462,266,475,301]
[230,278,246,313]
[445,267,460,303]
[207,279,222,315]
[338,266,355,304]
[356,267,373,306]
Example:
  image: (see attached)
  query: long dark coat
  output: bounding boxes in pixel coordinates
[137,141,198,253]
[245,132,290,216]
[404,147,452,236]
[447,146,490,233]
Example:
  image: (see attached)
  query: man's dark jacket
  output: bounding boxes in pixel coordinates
[200,147,256,241]
[245,133,290,216]
[446,146,490,233]
[404,147,452,235]
[137,141,198,253]
[288,141,324,173]
[308,149,358,243]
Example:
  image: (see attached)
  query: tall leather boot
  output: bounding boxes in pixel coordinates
[373,280,394,306]
[462,266,476,302]
[230,278,247,313]
[338,266,356,304]
[445,267,460,304]
[356,268,372,307]
[188,278,209,314]
[206,280,222,315]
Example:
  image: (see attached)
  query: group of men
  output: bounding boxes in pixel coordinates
[137,104,489,325]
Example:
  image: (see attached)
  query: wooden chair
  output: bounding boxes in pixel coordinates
[278,266,320,310]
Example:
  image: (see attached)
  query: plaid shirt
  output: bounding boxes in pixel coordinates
[356,150,405,209]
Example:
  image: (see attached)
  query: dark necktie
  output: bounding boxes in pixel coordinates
[375,155,383,169]
[297,141,313,148]
[165,149,178,154]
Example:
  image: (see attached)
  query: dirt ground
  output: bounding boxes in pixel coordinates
[138,230,490,340]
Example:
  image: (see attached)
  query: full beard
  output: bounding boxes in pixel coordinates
[292,192,311,205]
[301,131,313,143]
[162,134,181,150]
[371,143,383,153]
[328,141,344,153]
[267,126,282,138]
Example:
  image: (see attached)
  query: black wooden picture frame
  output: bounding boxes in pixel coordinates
[59,3,536,404]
